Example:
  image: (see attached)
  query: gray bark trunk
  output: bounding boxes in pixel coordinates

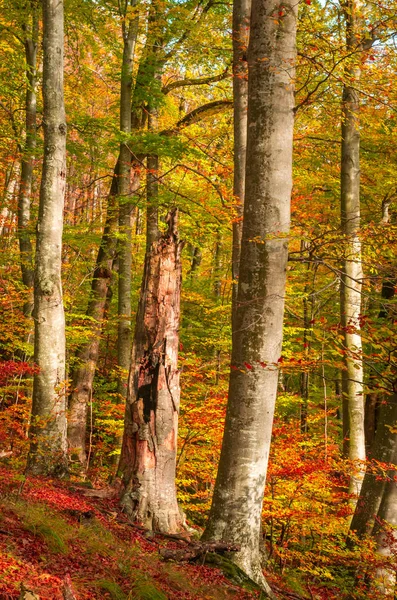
[231,0,250,323]
[117,3,139,399]
[340,0,365,497]
[118,210,185,533]
[18,8,39,319]
[27,0,67,475]
[348,394,397,541]
[67,188,118,467]
[202,0,297,592]
[371,444,397,595]
[68,5,139,468]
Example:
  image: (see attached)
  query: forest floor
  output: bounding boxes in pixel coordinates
[0,465,289,600]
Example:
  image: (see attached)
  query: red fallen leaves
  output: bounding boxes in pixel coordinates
[0,466,260,600]
[26,485,93,514]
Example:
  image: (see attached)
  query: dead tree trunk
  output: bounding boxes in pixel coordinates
[118,209,185,533]
[27,0,67,475]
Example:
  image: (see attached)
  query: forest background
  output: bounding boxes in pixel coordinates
[1,0,397,598]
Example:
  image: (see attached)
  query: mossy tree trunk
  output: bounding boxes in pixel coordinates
[202,0,297,592]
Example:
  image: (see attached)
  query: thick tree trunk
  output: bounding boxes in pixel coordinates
[18,9,38,319]
[340,0,365,497]
[27,0,67,476]
[118,209,184,533]
[202,0,297,592]
[231,0,250,322]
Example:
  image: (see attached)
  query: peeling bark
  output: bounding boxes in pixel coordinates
[118,209,185,534]
[27,0,67,476]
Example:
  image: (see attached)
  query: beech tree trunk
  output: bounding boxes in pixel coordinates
[340,0,365,497]
[348,394,397,541]
[68,5,139,468]
[117,2,139,399]
[67,190,118,467]
[371,455,397,595]
[118,209,184,533]
[18,8,38,319]
[202,0,297,591]
[231,0,250,321]
[27,0,67,475]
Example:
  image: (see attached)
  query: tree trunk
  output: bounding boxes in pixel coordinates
[202,0,297,591]
[340,0,365,497]
[27,0,67,476]
[118,209,185,533]
[348,394,397,542]
[117,3,139,399]
[231,0,250,325]
[18,8,38,319]
[68,5,139,468]
[370,438,397,595]
[213,229,223,298]
[67,188,118,467]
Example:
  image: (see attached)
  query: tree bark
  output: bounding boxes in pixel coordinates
[68,4,139,468]
[118,209,185,533]
[117,2,139,399]
[67,186,118,467]
[348,394,397,542]
[340,0,365,497]
[202,0,297,592]
[18,7,38,319]
[231,0,250,324]
[27,0,67,476]
[370,465,397,596]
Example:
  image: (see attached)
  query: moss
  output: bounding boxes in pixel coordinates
[129,575,168,600]
[95,579,127,600]
[203,553,260,592]
[76,519,118,557]
[14,501,70,554]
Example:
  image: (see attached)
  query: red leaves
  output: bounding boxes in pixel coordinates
[0,361,38,386]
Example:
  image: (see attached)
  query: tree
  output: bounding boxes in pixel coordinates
[339,0,366,497]
[117,0,140,401]
[202,0,297,591]
[118,209,185,533]
[231,0,250,321]
[17,1,38,320]
[27,0,67,475]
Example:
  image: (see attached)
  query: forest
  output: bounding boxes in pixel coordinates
[0,0,397,597]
